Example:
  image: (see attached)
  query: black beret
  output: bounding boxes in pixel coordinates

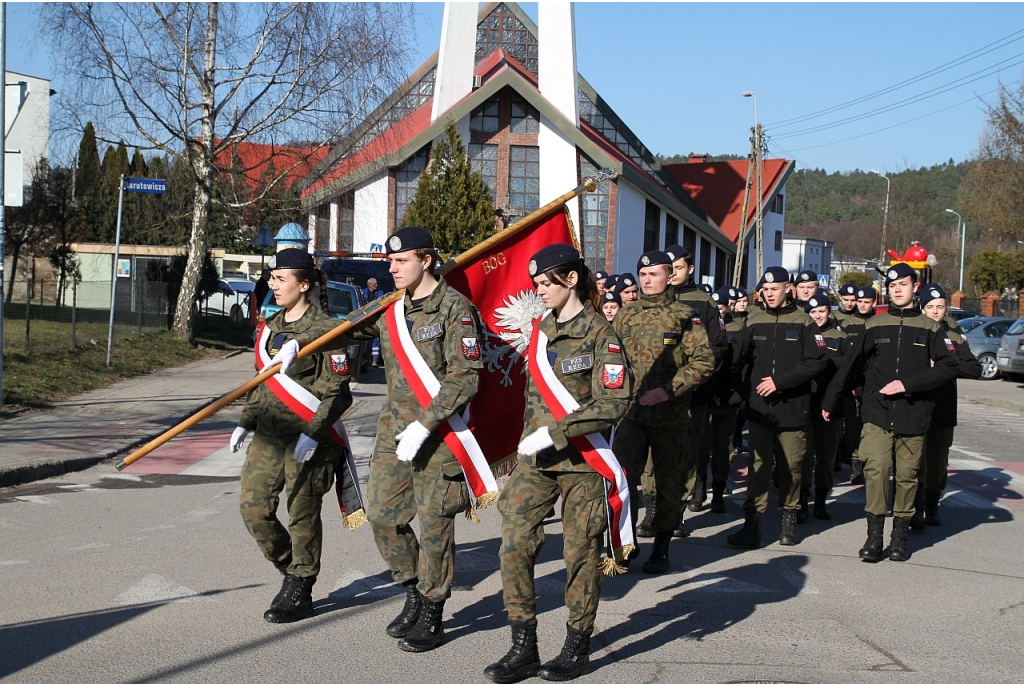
[735,287,748,298]
[761,266,789,285]
[618,274,637,289]
[529,243,581,278]
[712,286,737,304]
[637,250,672,272]
[601,290,622,306]
[856,286,877,300]
[805,291,831,311]
[796,269,818,283]
[838,284,857,297]
[386,226,434,254]
[595,270,609,280]
[664,244,691,263]
[919,283,948,305]
[268,247,315,271]
[885,262,917,285]
[697,283,714,295]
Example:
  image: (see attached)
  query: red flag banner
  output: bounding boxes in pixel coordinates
[443,207,577,472]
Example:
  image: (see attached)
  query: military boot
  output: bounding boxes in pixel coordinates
[859,513,885,563]
[263,575,315,624]
[636,495,656,538]
[797,489,810,524]
[398,595,444,652]
[813,488,831,520]
[484,620,541,683]
[642,532,672,574]
[727,511,762,548]
[925,491,942,527]
[910,491,926,531]
[779,510,800,546]
[538,623,591,681]
[672,508,689,538]
[386,579,421,638]
[687,477,706,512]
[889,516,911,562]
[710,482,727,513]
[850,460,865,485]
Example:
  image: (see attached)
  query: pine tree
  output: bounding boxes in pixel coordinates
[76,122,101,197]
[401,119,496,257]
[75,123,104,241]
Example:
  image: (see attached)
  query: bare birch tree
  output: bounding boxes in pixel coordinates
[43,3,411,340]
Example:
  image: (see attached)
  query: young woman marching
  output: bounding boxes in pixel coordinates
[229,248,362,624]
[484,244,634,683]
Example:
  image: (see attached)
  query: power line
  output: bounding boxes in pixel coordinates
[767,27,1024,129]
[774,85,1004,153]
[771,53,1024,140]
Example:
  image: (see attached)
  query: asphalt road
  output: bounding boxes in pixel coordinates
[2,375,1023,683]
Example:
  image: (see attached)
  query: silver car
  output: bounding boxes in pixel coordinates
[958,317,1018,380]
[996,318,1024,379]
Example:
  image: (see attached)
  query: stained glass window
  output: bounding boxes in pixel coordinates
[508,145,540,212]
[469,143,499,202]
[395,146,430,225]
[580,157,609,272]
[475,3,538,76]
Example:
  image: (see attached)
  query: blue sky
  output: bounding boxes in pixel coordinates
[9,2,1024,174]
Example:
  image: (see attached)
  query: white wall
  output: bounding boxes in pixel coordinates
[539,114,580,237]
[353,170,389,252]
[613,180,646,276]
[5,72,50,183]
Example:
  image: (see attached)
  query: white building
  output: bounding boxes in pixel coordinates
[297,2,780,286]
[783,234,834,286]
[5,70,52,191]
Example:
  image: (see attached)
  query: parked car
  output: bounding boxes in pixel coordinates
[320,258,395,293]
[208,276,256,320]
[996,317,1024,380]
[947,307,980,321]
[256,280,370,381]
[958,317,1017,380]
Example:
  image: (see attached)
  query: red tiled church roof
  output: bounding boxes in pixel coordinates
[663,159,791,243]
[212,140,329,191]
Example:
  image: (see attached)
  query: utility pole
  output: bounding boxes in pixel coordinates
[731,123,765,286]
[1,3,7,406]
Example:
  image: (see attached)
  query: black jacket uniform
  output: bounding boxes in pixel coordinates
[823,302,959,435]
[932,322,982,426]
[811,317,848,413]
[674,283,728,407]
[732,299,827,429]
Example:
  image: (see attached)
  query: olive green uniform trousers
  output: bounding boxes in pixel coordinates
[859,423,925,518]
[744,423,806,514]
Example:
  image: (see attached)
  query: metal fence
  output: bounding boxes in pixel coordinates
[960,298,1021,318]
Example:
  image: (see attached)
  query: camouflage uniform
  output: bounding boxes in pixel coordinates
[239,304,353,580]
[303,278,483,602]
[612,289,715,535]
[708,312,741,488]
[499,303,631,633]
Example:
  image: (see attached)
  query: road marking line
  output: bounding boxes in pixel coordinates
[15,496,54,505]
[70,542,110,551]
[950,445,993,461]
[115,573,211,605]
[0,559,28,566]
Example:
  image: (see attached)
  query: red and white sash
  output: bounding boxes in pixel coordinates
[385,297,498,506]
[255,323,365,523]
[527,311,635,565]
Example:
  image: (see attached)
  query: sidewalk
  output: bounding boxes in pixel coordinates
[958,377,1024,415]
[0,351,258,487]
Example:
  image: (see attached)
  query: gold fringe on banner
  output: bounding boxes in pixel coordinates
[465,505,482,524]
[342,509,368,531]
[475,491,499,509]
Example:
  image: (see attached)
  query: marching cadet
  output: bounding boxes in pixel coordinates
[793,270,819,304]
[727,266,826,548]
[485,244,632,684]
[666,245,728,519]
[802,291,847,521]
[733,287,751,325]
[707,286,742,513]
[841,285,878,484]
[730,287,751,453]
[834,284,859,329]
[613,250,714,573]
[231,248,359,624]
[595,269,609,296]
[600,290,622,322]
[916,284,981,528]
[265,226,484,652]
[616,273,640,303]
[823,263,958,562]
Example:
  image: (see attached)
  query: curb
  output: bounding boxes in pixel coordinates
[961,395,1024,415]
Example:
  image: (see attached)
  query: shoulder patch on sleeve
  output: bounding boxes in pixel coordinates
[462,337,481,360]
[602,363,625,389]
[608,342,621,354]
[944,337,956,353]
[329,353,349,376]
[461,315,474,326]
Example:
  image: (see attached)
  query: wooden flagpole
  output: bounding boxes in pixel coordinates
[115,171,614,470]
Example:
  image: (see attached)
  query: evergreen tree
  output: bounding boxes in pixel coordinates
[401,119,495,257]
[75,123,104,241]
[76,122,101,197]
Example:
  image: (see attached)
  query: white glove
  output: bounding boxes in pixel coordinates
[229,427,249,453]
[518,426,554,456]
[261,339,299,374]
[293,434,318,463]
[395,421,431,462]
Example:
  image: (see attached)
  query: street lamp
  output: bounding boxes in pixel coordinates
[870,169,890,267]
[945,208,966,292]
[742,90,757,130]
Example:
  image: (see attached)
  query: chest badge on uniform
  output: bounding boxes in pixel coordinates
[560,354,593,374]
[944,338,956,352]
[269,332,288,356]
[815,334,826,349]
[330,353,349,375]
[602,363,625,389]
[462,337,481,360]
[663,332,681,345]
[608,342,621,354]
[416,323,443,342]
